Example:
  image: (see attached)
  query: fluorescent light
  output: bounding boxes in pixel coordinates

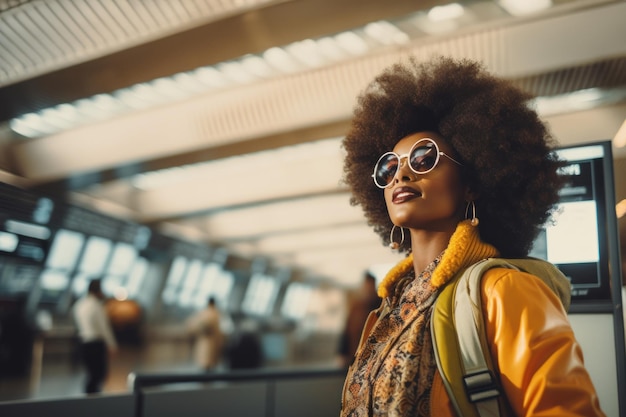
[286,39,327,68]
[428,3,465,22]
[363,21,409,45]
[334,31,369,56]
[193,66,230,88]
[40,108,75,130]
[412,11,459,35]
[0,232,18,252]
[216,61,257,84]
[115,89,152,110]
[263,47,302,73]
[151,77,190,100]
[533,88,609,116]
[91,93,121,112]
[499,0,551,16]
[172,72,207,93]
[240,54,276,78]
[5,220,51,239]
[316,37,346,61]
[9,115,48,138]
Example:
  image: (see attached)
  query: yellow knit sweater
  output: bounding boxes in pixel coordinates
[378,220,500,298]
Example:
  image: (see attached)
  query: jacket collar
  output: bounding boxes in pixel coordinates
[378,220,499,298]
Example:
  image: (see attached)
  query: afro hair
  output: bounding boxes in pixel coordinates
[341,56,566,257]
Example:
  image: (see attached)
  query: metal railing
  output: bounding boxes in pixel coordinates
[129,365,347,417]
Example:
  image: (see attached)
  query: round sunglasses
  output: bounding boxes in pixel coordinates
[372,138,463,188]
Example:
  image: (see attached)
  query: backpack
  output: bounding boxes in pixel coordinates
[430,257,571,417]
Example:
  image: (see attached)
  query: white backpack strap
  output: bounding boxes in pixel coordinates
[454,258,520,417]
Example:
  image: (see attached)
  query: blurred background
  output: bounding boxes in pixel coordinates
[0,0,625,407]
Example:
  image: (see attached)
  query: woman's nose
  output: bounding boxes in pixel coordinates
[394,156,415,182]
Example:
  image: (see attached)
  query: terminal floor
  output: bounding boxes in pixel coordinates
[0,338,339,403]
[0,341,211,402]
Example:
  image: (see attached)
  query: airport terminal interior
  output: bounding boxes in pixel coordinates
[0,0,626,416]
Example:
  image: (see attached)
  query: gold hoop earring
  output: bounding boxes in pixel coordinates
[465,201,479,226]
[389,225,405,250]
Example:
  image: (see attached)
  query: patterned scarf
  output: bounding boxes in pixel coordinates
[341,220,499,417]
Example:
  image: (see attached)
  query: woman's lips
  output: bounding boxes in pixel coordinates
[392,186,422,203]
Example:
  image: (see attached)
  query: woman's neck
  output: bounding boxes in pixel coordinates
[409,228,455,274]
[378,221,500,298]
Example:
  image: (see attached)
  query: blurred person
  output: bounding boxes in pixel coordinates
[186,297,223,370]
[72,279,118,394]
[337,272,381,368]
[340,56,605,416]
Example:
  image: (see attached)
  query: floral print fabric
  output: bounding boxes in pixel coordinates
[341,255,442,417]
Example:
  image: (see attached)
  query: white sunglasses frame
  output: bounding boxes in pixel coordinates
[371,138,463,189]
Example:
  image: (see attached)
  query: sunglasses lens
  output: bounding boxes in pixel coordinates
[410,143,438,173]
[374,153,399,187]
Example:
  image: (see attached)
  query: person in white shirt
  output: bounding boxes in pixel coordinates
[73,279,118,393]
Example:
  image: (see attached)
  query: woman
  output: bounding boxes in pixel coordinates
[340,57,605,416]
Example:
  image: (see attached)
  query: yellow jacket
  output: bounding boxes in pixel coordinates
[346,221,605,416]
[430,267,606,416]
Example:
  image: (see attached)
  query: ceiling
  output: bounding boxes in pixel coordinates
[0,0,625,288]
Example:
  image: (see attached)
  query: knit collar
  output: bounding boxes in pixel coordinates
[378,220,499,298]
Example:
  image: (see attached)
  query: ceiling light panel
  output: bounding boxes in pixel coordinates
[11,2,625,183]
[0,0,276,86]
[11,0,567,140]
[427,3,465,22]
[498,0,552,16]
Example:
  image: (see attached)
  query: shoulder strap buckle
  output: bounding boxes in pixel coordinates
[463,369,501,403]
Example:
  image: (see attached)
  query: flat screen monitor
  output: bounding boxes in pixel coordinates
[529,141,621,310]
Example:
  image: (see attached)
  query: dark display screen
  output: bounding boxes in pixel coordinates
[529,143,615,305]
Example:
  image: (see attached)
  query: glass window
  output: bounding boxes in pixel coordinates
[106,242,137,276]
[45,229,85,271]
[162,256,187,305]
[0,231,19,253]
[241,273,279,316]
[77,236,112,275]
[40,269,70,292]
[177,259,203,307]
[194,263,234,309]
[126,257,148,298]
[72,271,98,295]
[281,282,312,320]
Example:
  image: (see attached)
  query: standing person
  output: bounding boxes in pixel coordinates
[337,272,381,368]
[340,56,605,416]
[187,297,223,370]
[73,279,118,394]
